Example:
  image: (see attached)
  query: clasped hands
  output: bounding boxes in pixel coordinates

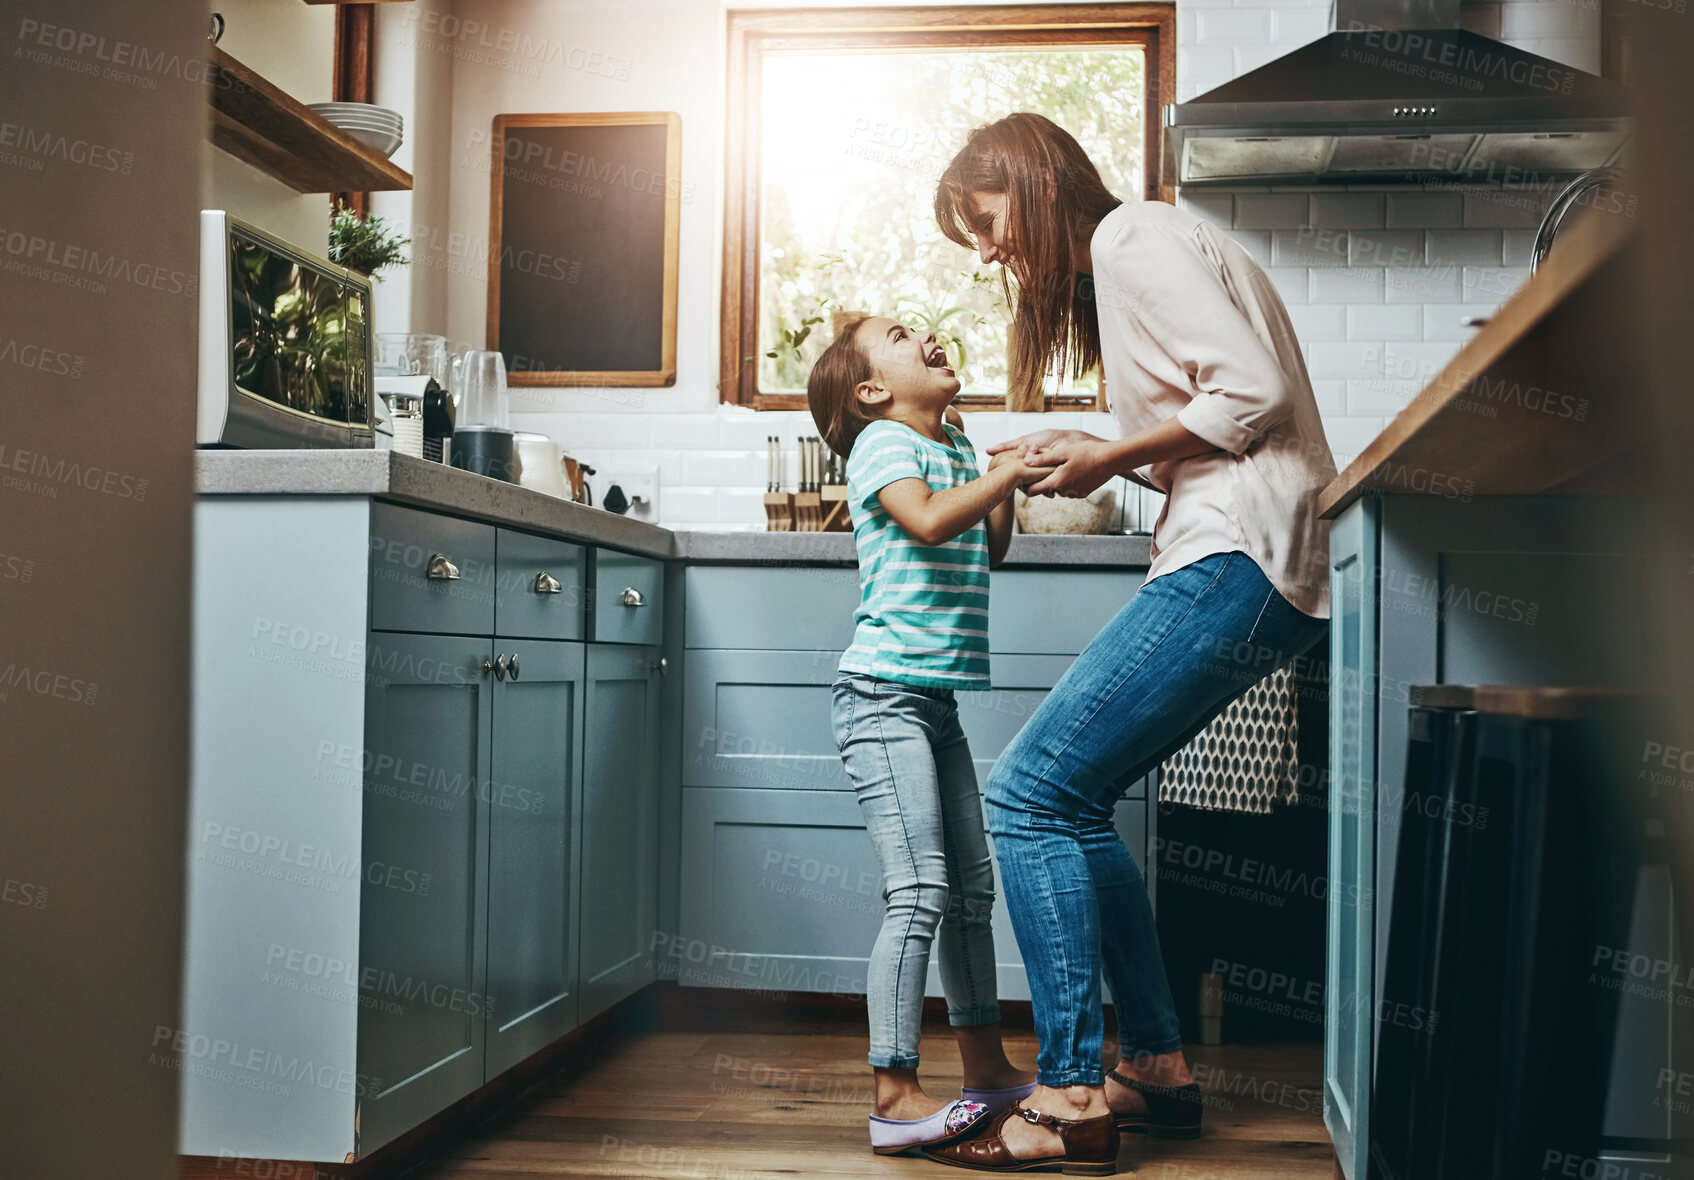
[987,429,1116,499]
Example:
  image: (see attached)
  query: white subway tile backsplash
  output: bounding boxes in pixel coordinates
[569,412,650,450]
[1264,266,1312,304]
[1501,229,1537,266]
[1426,229,1504,266]
[649,413,719,449]
[1325,416,1390,465]
[1387,265,1463,303]
[1386,192,1464,228]
[1235,194,1310,229]
[1346,377,1422,417]
[1273,228,1350,267]
[1463,189,1553,228]
[1270,7,1332,43]
[1384,341,1463,388]
[1309,193,1385,229]
[1348,229,1426,268]
[1347,304,1423,341]
[1230,230,1273,266]
[1500,1,1593,39]
[1308,342,1385,379]
[1177,191,1234,226]
[1462,265,1529,303]
[1310,379,1347,415]
[1421,304,1498,340]
[681,450,762,485]
[656,486,720,524]
[717,487,773,528]
[1288,304,1348,341]
[718,409,810,450]
[1310,267,1386,304]
[1196,8,1273,42]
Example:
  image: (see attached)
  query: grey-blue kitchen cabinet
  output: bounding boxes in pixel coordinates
[358,630,494,1153]
[984,569,1143,653]
[593,551,665,646]
[494,529,586,642]
[682,649,847,790]
[484,638,585,1078]
[676,786,1148,1003]
[1325,496,1377,1180]
[684,566,861,650]
[369,502,497,636]
[578,642,662,1022]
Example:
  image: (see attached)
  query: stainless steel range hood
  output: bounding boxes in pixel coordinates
[1163,0,1631,186]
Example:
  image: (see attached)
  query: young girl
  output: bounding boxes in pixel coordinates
[806,312,1049,1157]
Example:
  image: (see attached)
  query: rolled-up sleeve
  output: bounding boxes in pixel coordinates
[1098,220,1296,456]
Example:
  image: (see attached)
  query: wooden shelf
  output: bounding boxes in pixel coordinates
[206,46,412,194]
[1319,202,1647,518]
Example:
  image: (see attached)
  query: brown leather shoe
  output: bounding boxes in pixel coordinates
[923,1104,1120,1175]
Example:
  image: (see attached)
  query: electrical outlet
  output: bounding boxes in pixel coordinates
[590,464,660,523]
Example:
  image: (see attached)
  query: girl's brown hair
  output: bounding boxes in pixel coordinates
[935,112,1122,411]
[806,311,878,458]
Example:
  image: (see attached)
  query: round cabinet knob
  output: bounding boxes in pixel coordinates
[493,654,510,681]
[426,553,461,581]
[482,656,496,678]
[507,652,520,681]
[650,656,668,676]
[620,587,646,608]
[534,571,562,595]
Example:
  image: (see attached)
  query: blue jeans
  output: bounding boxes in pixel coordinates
[985,551,1327,1087]
[833,672,1002,1069]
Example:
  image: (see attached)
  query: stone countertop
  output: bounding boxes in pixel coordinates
[196,451,1153,567]
[196,449,676,559]
[672,529,1152,567]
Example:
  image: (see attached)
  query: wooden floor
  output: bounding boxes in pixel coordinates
[403,995,1333,1180]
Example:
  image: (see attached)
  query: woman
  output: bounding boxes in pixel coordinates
[922,113,1335,1175]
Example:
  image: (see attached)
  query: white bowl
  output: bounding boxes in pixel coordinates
[309,102,402,122]
[342,126,403,158]
[318,113,403,131]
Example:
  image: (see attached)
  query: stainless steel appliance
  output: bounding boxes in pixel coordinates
[198,210,374,449]
[1163,0,1631,186]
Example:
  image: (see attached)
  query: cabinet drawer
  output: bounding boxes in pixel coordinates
[496,528,586,640]
[988,569,1142,654]
[369,502,496,635]
[676,786,1150,1002]
[685,566,860,650]
[594,551,664,646]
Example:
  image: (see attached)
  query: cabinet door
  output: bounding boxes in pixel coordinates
[358,633,492,1154]
[1325,497,1378,1180]
[682,649,846,790]
[579,643,660,1022]
[485,639,584,1078]
[677,787,1152,1004]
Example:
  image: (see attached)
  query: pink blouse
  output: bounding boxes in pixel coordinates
[1092,201,1336,619]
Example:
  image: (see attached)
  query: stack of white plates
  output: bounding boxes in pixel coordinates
[308,102,404,158]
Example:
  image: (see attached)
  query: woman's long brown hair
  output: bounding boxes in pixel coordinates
[935,113,1122,411]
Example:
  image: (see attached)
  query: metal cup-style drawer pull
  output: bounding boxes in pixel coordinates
[620,586,646,608]
[426,553,461,581]
[533,571,562,595]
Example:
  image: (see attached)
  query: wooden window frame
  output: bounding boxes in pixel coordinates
[721,4,1175,411]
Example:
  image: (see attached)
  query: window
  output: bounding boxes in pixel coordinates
[721,5,1174,410]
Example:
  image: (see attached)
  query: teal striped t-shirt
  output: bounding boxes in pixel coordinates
[838,419,990,689]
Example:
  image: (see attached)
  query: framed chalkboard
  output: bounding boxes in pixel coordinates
[487,112,681,387]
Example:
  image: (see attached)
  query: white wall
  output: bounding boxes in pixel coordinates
[200,0,339,254]
[394,0,1601,528]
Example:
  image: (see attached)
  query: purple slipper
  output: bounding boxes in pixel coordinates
[961,1082,1037,1115]
[869,1099,990,1156]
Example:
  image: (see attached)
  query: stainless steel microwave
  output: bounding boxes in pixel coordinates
[198,210,374,449]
